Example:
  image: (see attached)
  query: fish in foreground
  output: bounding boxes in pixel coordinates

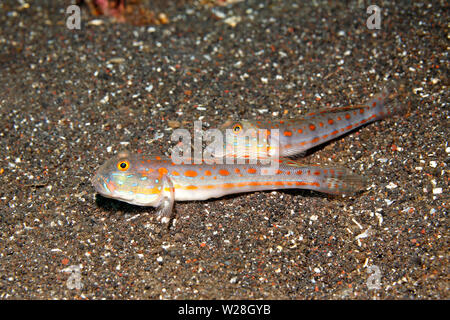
[92,151,366,223]
[210,89,401,158]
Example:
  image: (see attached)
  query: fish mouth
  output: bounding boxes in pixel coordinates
[91,173,109,196]
[91,172,144,205]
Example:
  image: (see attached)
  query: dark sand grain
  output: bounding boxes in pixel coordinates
[0,0,448,299]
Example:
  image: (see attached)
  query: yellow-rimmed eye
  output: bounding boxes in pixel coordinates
[232,124,242,134]
[117,160,130,171]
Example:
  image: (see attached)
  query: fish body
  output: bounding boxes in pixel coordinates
[212,89,399,158]
[92,151,365,222]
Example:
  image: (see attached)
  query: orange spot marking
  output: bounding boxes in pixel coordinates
[360,108,365,114]
[309,124,316,131]
[283,131,292,137]
[235,168,241,174]
[296,170,303,175]
[248,168,257,174]
[285,144,292,149]
[171,171,180,176]
[185,185,198,190]
[331,130,339,135]
[311,137,320,143]
[319,122,324,127]
[314,171,321,176]
[298,129,303,134]
[328,119,334,125]
[204,170,212,176]
[158,167,168,175]
[345,124,353,130]
[337,116,342,121]
[155,156,161,160]
[219,169,230,176]
[372,102,377,107]
[184,170,198,177]
[345,114,351,120]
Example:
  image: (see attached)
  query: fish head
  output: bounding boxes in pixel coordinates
[92,151,163,207]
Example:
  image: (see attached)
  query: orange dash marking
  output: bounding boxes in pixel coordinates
[184,170,198,178]
[219,169,230,176]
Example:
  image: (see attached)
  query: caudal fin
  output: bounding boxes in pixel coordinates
[321,169,367,195]
[281,159,367,195]
[367,88,405,121]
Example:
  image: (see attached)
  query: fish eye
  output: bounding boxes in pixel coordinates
[117,160,130,171]
[232,123,242,134]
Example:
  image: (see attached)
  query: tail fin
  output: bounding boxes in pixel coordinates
[321,169,367,195]
[281,158,367,195]
[367,88,405,121]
